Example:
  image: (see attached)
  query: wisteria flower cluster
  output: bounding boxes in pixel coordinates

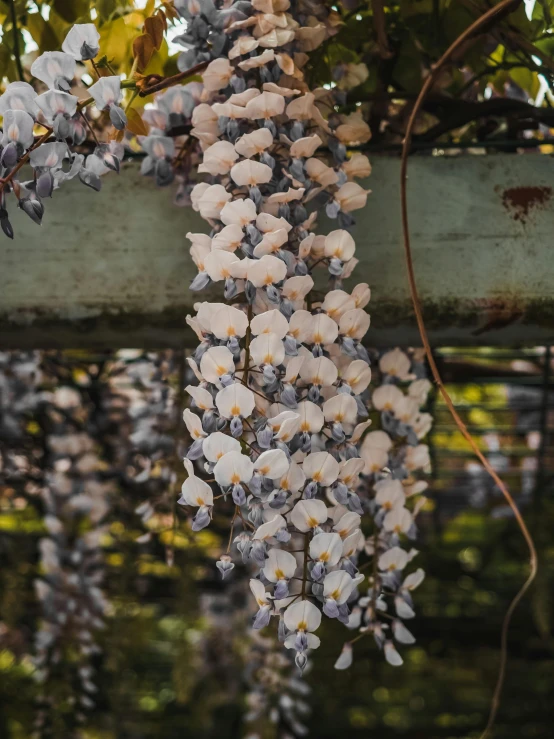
[168,0,432,672]
[0,23,126,238]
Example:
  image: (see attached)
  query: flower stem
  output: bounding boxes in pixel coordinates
[0,124,53,195]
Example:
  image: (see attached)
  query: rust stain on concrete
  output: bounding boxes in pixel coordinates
[501,185,552,223]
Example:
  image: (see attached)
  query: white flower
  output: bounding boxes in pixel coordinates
[229,36,259,59]
[402,568,425,591]
[182,409,207,440]
[321,290,356,320]
[198,141,239,175]
[62,23,100,60]
[250,578,272,629]
[393,620,415,644]
[180,460,213,506]
[250,310,289,339]
[254,449,289,479]
[290,134,322,158]
[204,250,240,282]
[305,158,338,187]
[220,197,257,226]
[309,532,342,566]
[214,450,254,486]
[302,452,339,486]
[340,359,372,395]
[245,91,285,119]
[283,600,321,650]
[31,52,76,91]
[290,499,328,532]
[393,396,420,425]
[384,641,403,666]
[379,349,412,380]
[342,153,372,180]
[383,506,413,535]
[253,514,287,541]
[88,76,122,109]
[210,305,249,339]
[286,92,315,121]
[29,142,69,170]
[323,395,358,426]
[1,110,34,149]
[249,333,285,368]
[334,182,371,212]
[36,90,78,122]
[250,577,270,607]
[278,460,306,493]
[263,548,297,582]
[409,378,433,405]
[185,385,214,411]
[238,50,276,71]
[375,479,405,510]
[342,529,364,558]
[199,346,235,385]
[307,313,338,346]
[298,401,324,434]
[299,356,337,388]
[212,224,244,252]
[323,570,363,605]
[378,547,409,572]
[234,128,274,158]
[339,308,370,341]
[215,383,256,419]
[203,432,241,463]
[372,384,404,412]
[324,230,356,262]
[333,511,361,539]
[405,444,431,472]
[0,82,38,117]
[338,458,365,488]
[247,254,287,287]
[198,184,232,219]
[282,275,314,303]
[230,159,273,186]
[334,643,353,670]
[202,58,233,91]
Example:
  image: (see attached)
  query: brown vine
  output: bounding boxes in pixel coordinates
[399,1,538,737]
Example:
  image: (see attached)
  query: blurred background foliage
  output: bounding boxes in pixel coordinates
[1,1,554,146]
[1,346,553,738]
[1,1,554,736]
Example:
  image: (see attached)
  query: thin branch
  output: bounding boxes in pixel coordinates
[372,0,393,59]
[399,3,538,738]
[242,303,254,387]
[138,61,209,97]
[79,111,100,146]
[0,124,54,195]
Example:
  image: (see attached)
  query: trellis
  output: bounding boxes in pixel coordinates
[2,153,554,348]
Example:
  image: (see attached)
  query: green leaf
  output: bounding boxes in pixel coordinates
[52,0,90,23]
[392,37,423,94]
[95,0,118,21]
[509,66,541,101]
[26,12,60,52]
[99,16,138,69]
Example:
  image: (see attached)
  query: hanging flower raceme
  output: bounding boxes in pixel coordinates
[0,23,130,238]
[167,0,433,678]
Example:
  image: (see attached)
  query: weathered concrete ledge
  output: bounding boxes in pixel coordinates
[2,154,554,348]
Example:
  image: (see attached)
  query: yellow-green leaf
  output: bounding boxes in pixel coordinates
[126,107,149,136]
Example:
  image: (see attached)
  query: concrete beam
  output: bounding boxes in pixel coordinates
[2,155,554,348]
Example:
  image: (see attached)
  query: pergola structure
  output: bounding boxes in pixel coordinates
[2,154,553,349]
